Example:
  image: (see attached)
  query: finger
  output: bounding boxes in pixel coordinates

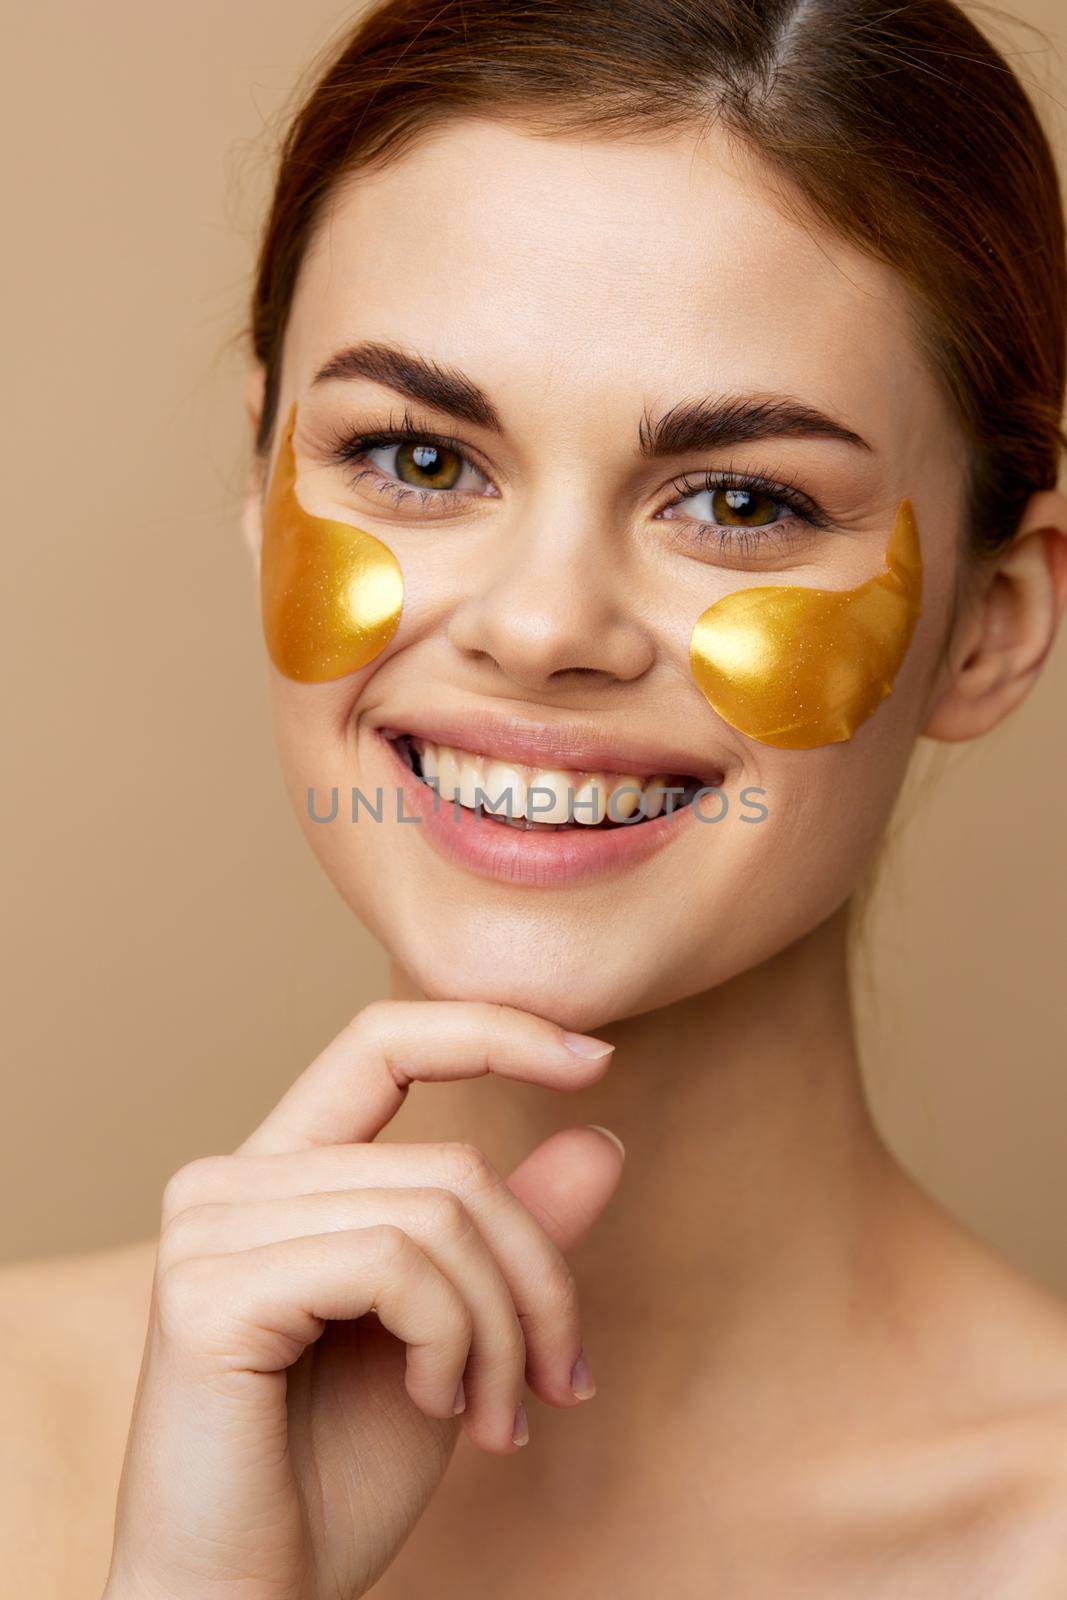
[159,1188,528,1451]
[237,999,614,1156]
[504,1124,627,1254]
[162,1129,625,1408]
[155,1228,528,1448]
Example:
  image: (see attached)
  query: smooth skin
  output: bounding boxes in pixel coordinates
[5,117,1067,1598]
[105,1003,622,1599]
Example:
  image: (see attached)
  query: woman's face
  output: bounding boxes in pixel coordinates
[246,117,967,1032]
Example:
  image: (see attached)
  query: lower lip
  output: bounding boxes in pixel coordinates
[377,730,707,888]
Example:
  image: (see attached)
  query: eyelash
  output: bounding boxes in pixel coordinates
[327,409,485,515]
[665,467,831,558]
[325,410,832,553]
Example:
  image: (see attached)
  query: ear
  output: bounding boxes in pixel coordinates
[240,365,268,573]
[923,486,1067,742]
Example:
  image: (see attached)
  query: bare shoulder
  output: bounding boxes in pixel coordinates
[904,1387,1067,1598]
[0,1239,157,1599]
[879,1203,1067,1593]
[978,1378,1067,1594]
[778,1181,1067,1594]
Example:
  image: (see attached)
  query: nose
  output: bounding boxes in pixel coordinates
[445,495,656,692]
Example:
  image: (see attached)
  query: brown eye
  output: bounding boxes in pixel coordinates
[394,441,463,490]
[710,487,780,526]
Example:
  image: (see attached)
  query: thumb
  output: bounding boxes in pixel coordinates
[504,1124,625,1253]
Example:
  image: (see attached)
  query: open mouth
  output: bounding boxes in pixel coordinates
[384,730,715,831]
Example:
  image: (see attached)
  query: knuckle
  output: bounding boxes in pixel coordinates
[534,1257,581,1327]
[348,997,395,1039]
[156,1202,215,1273]
[418,1187,475,1245]
[160,1156,228,1225]
[469,1000,516,1054]
[155,1254,222,1342]
[438,1141,499,1197]
[367,1221,413,1269]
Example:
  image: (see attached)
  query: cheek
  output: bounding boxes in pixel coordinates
[261,403,404,683]
[689,498,923,749]
[264,678,384,907]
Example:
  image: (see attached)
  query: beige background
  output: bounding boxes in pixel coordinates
[2,3,1065,1286]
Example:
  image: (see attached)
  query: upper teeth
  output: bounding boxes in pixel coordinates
[411,738,680,825]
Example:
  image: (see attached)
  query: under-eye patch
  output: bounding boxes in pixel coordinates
[689,499,922,749]
[260,402,404,682]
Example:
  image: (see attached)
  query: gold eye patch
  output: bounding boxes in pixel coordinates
[260,402,404,682]
[689,499,922,749]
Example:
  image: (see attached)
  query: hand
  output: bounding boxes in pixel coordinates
[104,999,622,1599]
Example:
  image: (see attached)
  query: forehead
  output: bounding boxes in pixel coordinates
[285,116,945,456]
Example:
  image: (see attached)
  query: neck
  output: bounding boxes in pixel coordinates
[388,901,909,1413]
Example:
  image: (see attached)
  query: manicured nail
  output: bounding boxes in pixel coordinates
[584,1124,625,1158]
[561,1031,615,1059]
[570,1348,597,1400]
[452,1380,466,1415]
[512,1401,529,1446]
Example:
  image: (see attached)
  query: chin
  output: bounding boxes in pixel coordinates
[407,953,625,1032]
[378,926,635,1032]
[377,909,729,1034]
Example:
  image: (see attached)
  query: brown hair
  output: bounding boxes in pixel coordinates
[250,0,1066,555]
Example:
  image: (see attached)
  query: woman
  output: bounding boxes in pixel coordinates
[5,0,1067,1593]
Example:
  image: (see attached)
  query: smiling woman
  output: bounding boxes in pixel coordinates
[6,0,1067,1597]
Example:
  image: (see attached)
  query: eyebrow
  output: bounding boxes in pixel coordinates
[311,340,873,456]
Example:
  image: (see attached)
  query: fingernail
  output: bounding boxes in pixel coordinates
[570,1348,597,1400]
[512,1401,529,1446]
[561,1031,615,1059]
[584,1124,625,1158]
[452,1380,466,1415]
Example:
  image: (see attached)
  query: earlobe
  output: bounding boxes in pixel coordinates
[240,365,269,574]
[923,488,1067,742]
[244,365,266,437]
[241,475,264,573]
